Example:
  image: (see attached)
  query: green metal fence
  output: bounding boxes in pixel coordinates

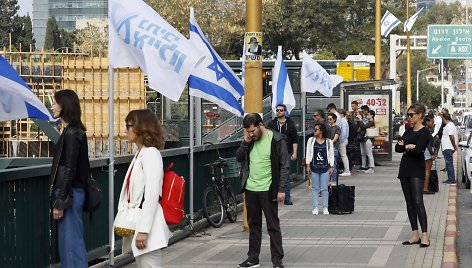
[0,141,242,267]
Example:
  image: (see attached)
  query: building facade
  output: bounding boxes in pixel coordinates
[33,0,108,49]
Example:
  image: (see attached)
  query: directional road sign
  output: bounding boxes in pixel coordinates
[427,25,472,59]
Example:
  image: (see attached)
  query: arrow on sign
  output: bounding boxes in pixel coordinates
[432,45,442,54]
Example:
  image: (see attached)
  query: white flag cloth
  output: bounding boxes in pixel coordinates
[381,10,401,37]
[188,17,244,117]
[0,55,54,122]
[301,52,343,97]
[108,0,202,101]
[404,7,424,32]
[272,46,295,114]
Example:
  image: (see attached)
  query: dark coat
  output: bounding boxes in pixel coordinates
[235,131,289,201]
[50,125,89,209]
[267,117,298,154]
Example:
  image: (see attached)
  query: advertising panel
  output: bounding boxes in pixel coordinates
[345,90,392,159]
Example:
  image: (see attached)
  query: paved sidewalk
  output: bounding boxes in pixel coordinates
[124,152,452,268]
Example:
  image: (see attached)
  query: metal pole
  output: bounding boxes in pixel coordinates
[375,0,381,80]
[466,2,469,108]
[441,59,445,106]
[108,67,115,265]
[406,0,412,108]
[390,35,399,113]
[189,7,195,224]
[416,70,419,102]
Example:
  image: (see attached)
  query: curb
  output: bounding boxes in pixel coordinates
[442,184,458,268]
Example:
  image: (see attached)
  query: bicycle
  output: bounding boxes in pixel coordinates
[202,142,238,228]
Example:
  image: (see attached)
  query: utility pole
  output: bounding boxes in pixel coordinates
[375,0,381,80]
[242,0,263,232]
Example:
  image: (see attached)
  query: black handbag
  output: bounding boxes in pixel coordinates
[83,163,102,212]
[355,132,365,142]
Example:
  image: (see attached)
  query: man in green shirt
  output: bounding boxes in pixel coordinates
[236,113,289,268]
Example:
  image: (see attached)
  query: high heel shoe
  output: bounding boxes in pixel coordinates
[402,239,421,245]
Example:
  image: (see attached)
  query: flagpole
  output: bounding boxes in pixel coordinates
[301,91,306,180]
[108,66,115,265]
[189,7,195,225]
[406,0,412,107]
[375,0,381,80]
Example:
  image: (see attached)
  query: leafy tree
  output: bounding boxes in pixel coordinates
[16,14,35,51]
[0,0,21,48]
[76,24,107,56]
[146,0,245,59]
[59,28,77,50]
[44,17,61,50]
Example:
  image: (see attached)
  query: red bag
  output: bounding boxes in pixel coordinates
[160,163,185,225]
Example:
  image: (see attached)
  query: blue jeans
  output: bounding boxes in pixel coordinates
[332,148,339,184]
[54,188,88,268]
[285,153,292,201]
[311,171,329,209]
[443,149,456,182]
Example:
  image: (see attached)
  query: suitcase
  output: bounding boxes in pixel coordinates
[429,160,439,193]
[328,184,355,214]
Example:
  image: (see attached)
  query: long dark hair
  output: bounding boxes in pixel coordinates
[125,110,165,149]
[54,89,86,131]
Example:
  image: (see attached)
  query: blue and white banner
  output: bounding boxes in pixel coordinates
[381,10,401,37]
[404,7,424,32]
[0,55,53,122]
[108,0,202,101]
[272,46,295,114]
[301,52,343,97]
[188,17,244,117]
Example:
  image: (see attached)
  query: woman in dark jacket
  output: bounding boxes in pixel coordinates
[50,89,88,267]
[395,103,430,248]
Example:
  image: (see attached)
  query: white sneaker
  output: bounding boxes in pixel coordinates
[312,208,319,215]
[339,172,351,177]
[323,208,329,215]
[363,168,374,174]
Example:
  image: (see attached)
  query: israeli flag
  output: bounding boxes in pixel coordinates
[189,17,244,117]
[272,46,295,115]
[0,55,53,122]
[301,52,343,97]
[404,7,424,32]
[108,0,203,101]
[381,10,401,37]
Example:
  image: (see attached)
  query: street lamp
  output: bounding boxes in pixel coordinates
[416,67,438,101]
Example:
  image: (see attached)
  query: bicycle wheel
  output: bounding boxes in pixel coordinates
[202,186,224,228]
[225,187,238,223]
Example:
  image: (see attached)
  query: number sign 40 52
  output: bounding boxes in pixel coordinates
[365,98,387,107]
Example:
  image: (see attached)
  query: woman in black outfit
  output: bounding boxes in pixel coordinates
[395,103,430,248]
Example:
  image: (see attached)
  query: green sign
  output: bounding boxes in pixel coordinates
[427,25,472,59]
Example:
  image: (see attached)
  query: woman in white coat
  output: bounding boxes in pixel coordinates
[117,109,172,267]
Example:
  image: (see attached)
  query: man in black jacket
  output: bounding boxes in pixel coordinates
[267,104,298,205]
[236,113,289,268]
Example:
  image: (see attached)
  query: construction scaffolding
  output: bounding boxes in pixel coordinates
[0,48,146,158]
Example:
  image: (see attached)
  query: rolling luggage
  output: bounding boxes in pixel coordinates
[329,183,355,214]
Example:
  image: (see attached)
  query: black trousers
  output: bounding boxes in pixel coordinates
[245,190,284,265]
[400,177,428,232]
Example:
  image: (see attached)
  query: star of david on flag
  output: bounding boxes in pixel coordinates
[188,17,244,117]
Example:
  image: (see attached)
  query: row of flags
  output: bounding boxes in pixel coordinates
[381,7,424,37]
[3,0,421,122]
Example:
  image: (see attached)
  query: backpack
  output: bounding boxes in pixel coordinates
[160,163,185,225]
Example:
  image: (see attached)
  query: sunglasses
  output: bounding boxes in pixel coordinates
[313,114,320,117]
[407,112,418,118]
[276,109,285,112]
[314,128,320,132]
[125,124,134,131]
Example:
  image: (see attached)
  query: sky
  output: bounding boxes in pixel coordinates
[18,0,33,17]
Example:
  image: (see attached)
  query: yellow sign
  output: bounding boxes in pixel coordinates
[336,62,353,81]
[245,32,263,62]
[354,67,370,81]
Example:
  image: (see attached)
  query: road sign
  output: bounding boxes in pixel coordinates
[427,25,472,59]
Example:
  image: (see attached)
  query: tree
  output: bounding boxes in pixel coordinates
[76,25,107,56]
[16,14,35,51]
[0,0,21,48]
[44,17,61,50]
